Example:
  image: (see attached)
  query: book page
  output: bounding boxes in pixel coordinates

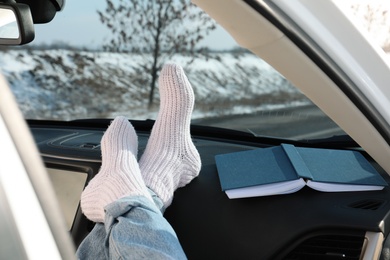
[225,178,306,199]
[306,180,384,192]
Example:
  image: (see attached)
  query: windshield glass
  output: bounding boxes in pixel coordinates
[1,0,388,140]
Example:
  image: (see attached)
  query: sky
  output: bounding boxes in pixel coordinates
[32,0,390,50]
[33,1,120,48]
[32,0,238,50]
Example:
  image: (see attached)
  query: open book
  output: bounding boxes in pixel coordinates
[215,144,388,199]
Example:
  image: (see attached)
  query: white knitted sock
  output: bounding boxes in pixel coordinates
[139,63,201,208]
[80,116,153,223]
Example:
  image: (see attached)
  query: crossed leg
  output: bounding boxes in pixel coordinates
[77,63,201,259]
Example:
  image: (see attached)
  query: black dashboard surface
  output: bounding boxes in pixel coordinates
[29,120,390,259]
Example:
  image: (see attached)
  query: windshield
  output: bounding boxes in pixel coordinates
[1,0,388,140]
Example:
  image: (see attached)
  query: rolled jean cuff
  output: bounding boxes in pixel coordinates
[105,196,186,259]
[77,195,187,260]
[148,188,165,213]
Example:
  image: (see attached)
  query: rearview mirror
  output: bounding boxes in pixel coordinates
[0,3,34,45]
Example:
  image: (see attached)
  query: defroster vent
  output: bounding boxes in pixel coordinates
[284,234,365,260]
[347,199,385,211]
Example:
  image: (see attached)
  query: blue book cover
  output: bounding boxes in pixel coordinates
[215,144,388,199]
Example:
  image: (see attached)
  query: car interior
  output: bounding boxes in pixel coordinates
[29,118,390,259]
[2,0,390,259]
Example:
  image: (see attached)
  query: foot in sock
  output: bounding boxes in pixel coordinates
[80,116,153,223]
[139,63,202,208]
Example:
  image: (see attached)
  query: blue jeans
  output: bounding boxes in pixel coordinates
[76,192,187,259]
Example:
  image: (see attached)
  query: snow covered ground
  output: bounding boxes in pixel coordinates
[0,49,308,121]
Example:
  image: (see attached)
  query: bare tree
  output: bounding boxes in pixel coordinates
[350,3,390,52]
[98,0,217,107]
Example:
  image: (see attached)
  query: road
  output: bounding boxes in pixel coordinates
[194,104,346,140]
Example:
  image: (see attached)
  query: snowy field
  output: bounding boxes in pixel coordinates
[0,49,308,121]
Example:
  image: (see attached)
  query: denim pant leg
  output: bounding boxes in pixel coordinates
[76,195,186,260]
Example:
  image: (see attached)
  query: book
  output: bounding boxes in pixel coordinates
[215,144,388,199]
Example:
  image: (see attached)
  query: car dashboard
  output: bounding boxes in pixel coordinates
[29,119,390,260]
